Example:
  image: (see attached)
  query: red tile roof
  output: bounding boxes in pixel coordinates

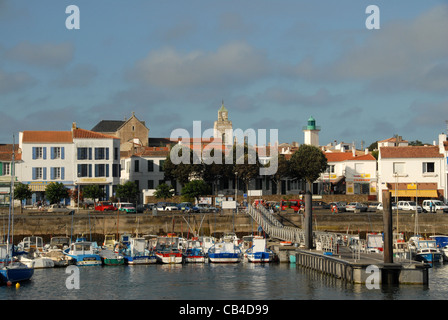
[21,131,73,143]
[73,128,119,140]
[380,146,443,158]
[324,151,376,162]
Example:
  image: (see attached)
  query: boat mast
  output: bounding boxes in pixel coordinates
[6,135,15,264]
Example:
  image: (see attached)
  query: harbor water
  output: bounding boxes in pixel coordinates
[1,261,448,301]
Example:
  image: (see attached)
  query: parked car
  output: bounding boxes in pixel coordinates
[397,201,422,213]
[117,202,136,213]
[328,202,346,213]
[156,202,179,211]
[422,200,448,213]
[48,204,72,213]
[345,202,368,212]
[177,202,199,213]
[312,201,331,210]
[197,203,219,213]
[376,202,398,211]
[94,201,117,211]
[366,202,380,212]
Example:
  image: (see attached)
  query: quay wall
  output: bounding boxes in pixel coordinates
[3,209,448,243]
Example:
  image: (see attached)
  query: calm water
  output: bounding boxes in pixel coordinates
[1,261,448,301]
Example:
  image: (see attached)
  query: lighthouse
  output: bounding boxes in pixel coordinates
[303,116,320,147]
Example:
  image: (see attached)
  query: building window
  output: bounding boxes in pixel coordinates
[51,147,64,159]
[147,160,154,172]
[77,147,92,160]
[32,167,45,180]
[52,167,61,179]
[95,148,109,160]
[32,147,46,160]
[134,160,139,172]
[3,163,10,176]
[393,162,405,175]
[148,180,154,189]
[77,164,92,177]
[423,162,435,173]
[326,165,335,173]
[95,164,109,177]
[159,160,165,172]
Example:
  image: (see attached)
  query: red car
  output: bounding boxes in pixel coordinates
[95,201,117,211]
[280,199,304,212]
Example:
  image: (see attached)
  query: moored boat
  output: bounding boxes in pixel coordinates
[122,237,156,265]
[63,242,102,266]
[208,241,242,263]
[99,248,125,266]
[154,235,183,264]
[0,244,34,285]
[430,235,448,261]
[245,236,275,263]
[183,239,206,263]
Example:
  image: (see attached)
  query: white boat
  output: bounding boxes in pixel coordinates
[409,236,442,264]
[17,236,45,253]
[122,237,156,265]
[154,235,183,264]
[63,242,102,266]
[103,234,118,251]
[18,252,54,269]
[366,233,383,253]
[245,236,275,263]
[208,241,242,263]
[183,239,206,263]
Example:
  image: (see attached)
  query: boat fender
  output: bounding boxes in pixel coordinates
[16,283,20,289]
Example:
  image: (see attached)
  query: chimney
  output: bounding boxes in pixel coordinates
[72,122,77,130]
[352,145,356,157]
[365,148,369,155]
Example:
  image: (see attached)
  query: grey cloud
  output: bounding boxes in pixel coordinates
[4,41,75,68]
[0,69,37,94]
[54,64,98,88]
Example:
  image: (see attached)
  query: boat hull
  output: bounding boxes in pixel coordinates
[70,255,102,266]
[102,257,125,266]
[125,256,157,265]
[184,255,206,263]
[208,253,241,263]
[415,252,442,264]
[156,252,183,264]
[0,265,34,285]
[247,252,273,263]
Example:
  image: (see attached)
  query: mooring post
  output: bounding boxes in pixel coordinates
[383,191,393,264]
[304,191,313,250]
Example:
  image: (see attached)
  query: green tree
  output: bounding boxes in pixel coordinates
[45,182,69,204]
[233,143,261,195]
[202,148,233,195]
[116,181,139,202]
[14,182,32,213]
[154,183,174,201]
[82,184,105,202]
[289,144,327,193]
[181,179,211,203]
[163,145,202,187]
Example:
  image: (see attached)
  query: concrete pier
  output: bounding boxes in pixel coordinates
[271,245,429,285]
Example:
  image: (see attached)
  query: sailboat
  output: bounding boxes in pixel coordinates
[0,136,34,285]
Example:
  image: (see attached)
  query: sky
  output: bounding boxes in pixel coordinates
[1,0,447,148]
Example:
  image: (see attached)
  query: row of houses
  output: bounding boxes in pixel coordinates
[0,109,447,206]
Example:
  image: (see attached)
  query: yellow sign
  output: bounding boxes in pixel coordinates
[80,178,107,183]
[407,183,417,190]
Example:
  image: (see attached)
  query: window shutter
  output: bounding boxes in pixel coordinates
[88,164,92,177]
[43,147,47,160]
[51,147,55,160]
[95,164,99,177]
[50,167,55,180]
[61,147,65,159]
[106,164,109,177]
[43,167,47,180]
[106,148,109,160]
[61,167,65,180]
[32,168,36,180]
[89,148,92,160]
[32,147,36,160]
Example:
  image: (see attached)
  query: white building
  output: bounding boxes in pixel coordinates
[318,150,377,196]
[120,146,175,203]
[377,145,445,203]
[17,123,120,204]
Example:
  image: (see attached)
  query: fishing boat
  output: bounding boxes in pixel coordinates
[99,248,125,266]
[16,236,54,268]
[430,235,448,261]
[208,241,242,263]
[366,233,383,253]
[154,235,183,264]
[183,239,206,263]
[17,236,45,253]
[122,237,156,265]
[41,237,73,267]
[245,236,275,263]
[409,236,442,264]
[103,234,118,251]
[63,241,102,266]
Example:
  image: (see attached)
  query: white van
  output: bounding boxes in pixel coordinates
[397,201,422,213]
[422,200,448,213]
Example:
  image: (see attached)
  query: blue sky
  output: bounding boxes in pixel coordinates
[1,0,447,148]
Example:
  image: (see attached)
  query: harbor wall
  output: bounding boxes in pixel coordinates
[3,209,448,243]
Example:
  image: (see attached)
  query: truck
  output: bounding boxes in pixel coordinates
[94,201,117,211]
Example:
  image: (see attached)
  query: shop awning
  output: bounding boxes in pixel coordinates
[390,189,438,197]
